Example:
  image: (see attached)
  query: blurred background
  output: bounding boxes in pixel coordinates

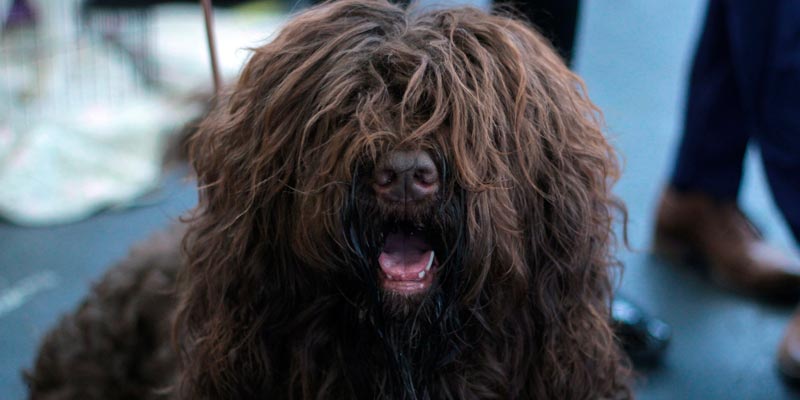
[1,0,799,398]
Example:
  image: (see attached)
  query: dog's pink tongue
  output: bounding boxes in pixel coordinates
[379,232,433,281]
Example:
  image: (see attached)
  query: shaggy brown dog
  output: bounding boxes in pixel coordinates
[26,1,631,398]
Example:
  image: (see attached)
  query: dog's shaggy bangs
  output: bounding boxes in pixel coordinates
[177,0,629,398]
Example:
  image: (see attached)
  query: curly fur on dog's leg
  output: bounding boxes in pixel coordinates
[24,225,184,400]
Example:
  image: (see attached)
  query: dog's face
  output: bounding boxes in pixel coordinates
[353,145,456,316]
[192,0,619,315]
[359,148,444,293]
[180,1,628,398]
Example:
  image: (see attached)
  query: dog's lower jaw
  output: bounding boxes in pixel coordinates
[380,251,437,294]
[377,225,441,293]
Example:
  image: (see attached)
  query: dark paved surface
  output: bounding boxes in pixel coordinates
[3,1,800,399]
[0,170,197,400]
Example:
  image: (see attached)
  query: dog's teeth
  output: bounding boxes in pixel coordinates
[425,251,435,271]
[418,270,425,279]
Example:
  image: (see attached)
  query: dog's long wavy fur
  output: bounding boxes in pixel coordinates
[27,1,631,398]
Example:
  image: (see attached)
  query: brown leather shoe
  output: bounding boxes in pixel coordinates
[653,187,800,300]
[779,309,800,382]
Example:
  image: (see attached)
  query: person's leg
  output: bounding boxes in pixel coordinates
[506,0,579,65]
[760,147,800,242]
[768,4,800,368]
[670,0,751,200]
[655,0,800,300]
[759,0,800,243]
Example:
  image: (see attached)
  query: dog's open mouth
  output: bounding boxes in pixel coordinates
[378,223,439,294]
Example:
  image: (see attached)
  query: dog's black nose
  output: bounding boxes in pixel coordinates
[373,150,439,202]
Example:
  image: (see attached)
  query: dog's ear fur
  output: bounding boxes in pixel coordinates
[500,22,631,394]
[175,89,306,397]
[174,43,291,400]
[415,9,630,398]
[174,4,416,396]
